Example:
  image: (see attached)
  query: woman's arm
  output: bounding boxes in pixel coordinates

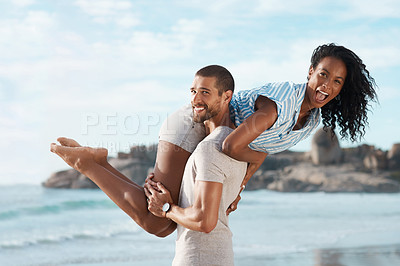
[222,95,278,164]
[145,181,222,233]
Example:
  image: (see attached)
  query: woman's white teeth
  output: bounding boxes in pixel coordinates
[316,88,329,96]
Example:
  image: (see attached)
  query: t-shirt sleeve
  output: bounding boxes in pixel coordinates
[194,142,226,184]
[255,82,296,129]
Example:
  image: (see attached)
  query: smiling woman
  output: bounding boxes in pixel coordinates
[224,44,377,161]
[309,44,378,142]
[306,56,347,107]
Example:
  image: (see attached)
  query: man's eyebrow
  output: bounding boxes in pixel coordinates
[190,87,211,91]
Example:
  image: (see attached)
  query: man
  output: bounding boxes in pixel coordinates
[50,64,252,238]
[144,65,247,265]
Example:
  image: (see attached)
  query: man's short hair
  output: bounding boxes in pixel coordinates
[196,65,234,95]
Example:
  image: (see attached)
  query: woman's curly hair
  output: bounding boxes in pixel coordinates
[311,43,378,142]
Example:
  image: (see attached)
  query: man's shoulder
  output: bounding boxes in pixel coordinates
[196,126,233,153]
[194,127,246,167]
[192,127,246,183]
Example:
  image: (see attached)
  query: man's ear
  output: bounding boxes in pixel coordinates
[224,90,233,102]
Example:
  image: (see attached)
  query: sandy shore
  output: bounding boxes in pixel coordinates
[314,244,400,266]
[234,244,400,266]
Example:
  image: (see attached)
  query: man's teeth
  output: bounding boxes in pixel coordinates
[194,107,205,112]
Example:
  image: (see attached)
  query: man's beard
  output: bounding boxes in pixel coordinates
[192,103,221,123]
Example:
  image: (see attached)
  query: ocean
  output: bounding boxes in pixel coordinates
[1,185,399,266]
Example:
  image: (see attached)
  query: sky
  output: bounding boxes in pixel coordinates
[0,0,399,185]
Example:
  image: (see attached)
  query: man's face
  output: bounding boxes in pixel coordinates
[190,75,223,123]
[306,56,347,109]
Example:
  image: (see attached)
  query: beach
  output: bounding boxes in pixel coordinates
[1,185,399,265]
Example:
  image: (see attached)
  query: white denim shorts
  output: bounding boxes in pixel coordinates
[159,104,206,153]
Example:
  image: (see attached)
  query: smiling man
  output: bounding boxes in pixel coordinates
[144,65,247,266]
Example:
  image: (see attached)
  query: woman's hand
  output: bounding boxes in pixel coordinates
[226,156,267,215]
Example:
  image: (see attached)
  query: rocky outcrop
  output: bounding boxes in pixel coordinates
[252,162,399,193]
[363,149,387,170]
[44,129,400,193]
[244,128,400,193]
[311,127,342,165]
[388,143,400,170]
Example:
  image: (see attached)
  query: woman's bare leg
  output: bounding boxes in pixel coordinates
[123,140,190,236]
[57,137,141,188]
[51,138,190,237]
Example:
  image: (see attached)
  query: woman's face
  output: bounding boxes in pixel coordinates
[306,56,347,109]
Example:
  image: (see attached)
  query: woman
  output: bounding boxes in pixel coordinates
[51,43,377,237]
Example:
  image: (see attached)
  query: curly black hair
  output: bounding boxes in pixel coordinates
[310,43,378,142]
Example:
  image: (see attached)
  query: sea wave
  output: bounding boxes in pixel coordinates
[0,221,140,249]
[0,199,115,220]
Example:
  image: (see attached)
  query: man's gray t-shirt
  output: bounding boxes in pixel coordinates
[172,126,247,266]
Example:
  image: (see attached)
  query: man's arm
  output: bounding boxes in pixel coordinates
[145,181,222,233]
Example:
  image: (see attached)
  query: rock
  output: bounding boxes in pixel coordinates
[311,128,342,165]
[363,149,387,170]
[118,144,157,161]
[246,170,276,190]
[257,162,400,193]
[43,169,81,188]
[388,143,400,170]
[258,154,293,171]
[71,174,97,189]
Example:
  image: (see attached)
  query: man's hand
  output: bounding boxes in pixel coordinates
[144,172,161,192]
[144,182,173,218]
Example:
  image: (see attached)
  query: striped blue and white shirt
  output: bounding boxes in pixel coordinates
[229,82,320,154]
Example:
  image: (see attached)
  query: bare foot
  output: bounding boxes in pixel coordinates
[57,137,108,166]
[50,143,107,173]
[57,137,81,147]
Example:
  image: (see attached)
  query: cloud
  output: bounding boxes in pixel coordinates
[253,0,400,19]
[376,86,400,101]
[74,0,139,27]
[10,0,35,7]
[0,14,207,120]
[346,0,400,19]
[0,11,56,62]
[110,19,206,64]
[183,0,400,20]
[357,46,400,69]
[229,39,327,89]
[253,0,322,15]
[115,14,140,28]
[75,0,132,16]
[44,79,188,113]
